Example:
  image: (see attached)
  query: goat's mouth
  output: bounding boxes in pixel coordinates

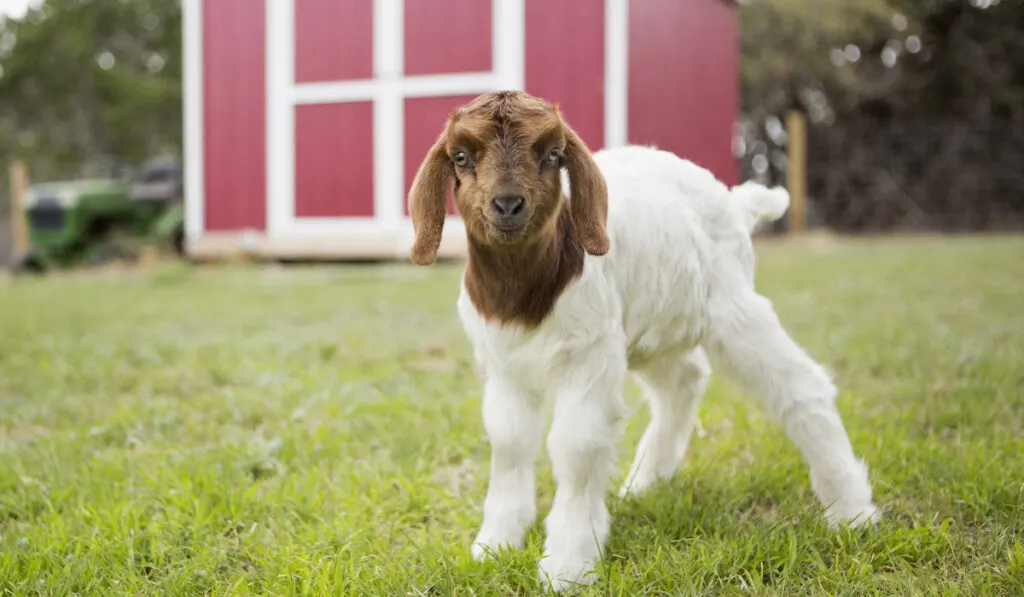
[487,220,532,245]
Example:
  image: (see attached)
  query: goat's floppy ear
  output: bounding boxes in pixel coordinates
[408,131,453,265]
[563,125,610,256]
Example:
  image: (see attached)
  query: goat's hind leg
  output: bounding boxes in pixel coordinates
[620,347,711,498]
[705,284,880,527]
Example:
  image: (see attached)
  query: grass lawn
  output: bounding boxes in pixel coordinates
[1,234,1022,595]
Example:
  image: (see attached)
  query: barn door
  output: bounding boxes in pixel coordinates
[265,0,525,243]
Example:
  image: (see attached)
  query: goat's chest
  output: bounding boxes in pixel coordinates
[457,280,617,391]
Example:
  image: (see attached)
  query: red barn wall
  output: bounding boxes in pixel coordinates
[202,0,266,231]
[295,102,375,217]
[197,0,740,240]
[295,0,373,83]
[628,0,738,185]
[524,0,605,151]
[404,0,492,76]
[293,0,377,218]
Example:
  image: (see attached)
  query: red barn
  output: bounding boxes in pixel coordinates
[183,0,739,260]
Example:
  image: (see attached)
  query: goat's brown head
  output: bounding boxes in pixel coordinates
[407,90,610,265]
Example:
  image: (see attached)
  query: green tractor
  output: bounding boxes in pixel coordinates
[128,157,186,256]
[13,155,184,273]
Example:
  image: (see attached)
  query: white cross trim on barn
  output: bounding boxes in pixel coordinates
[184,0,629,252]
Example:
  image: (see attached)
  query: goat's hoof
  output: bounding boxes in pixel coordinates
[471,540,504,561]
[619,468,678,499]
[538,554,598,592]
[826,502,882,528]
[618,477,653,499]
[470,532,522,561]
[618,484,638,499]
[470,541,488,561]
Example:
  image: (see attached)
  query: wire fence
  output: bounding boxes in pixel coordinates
[739,110,1024,233]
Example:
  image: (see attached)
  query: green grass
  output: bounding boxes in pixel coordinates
[1,234,1022,596]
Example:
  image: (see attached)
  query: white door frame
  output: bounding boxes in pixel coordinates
[182,0,205,244]
[264,0,525,241]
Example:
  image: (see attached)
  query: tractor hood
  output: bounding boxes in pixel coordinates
[25,179,126,207]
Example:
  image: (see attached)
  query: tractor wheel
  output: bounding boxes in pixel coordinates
[171,226,185,256]
[10,251,47,276]
[87,240,139,267]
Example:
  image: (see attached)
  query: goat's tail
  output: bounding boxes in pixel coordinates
[729,180,790,234]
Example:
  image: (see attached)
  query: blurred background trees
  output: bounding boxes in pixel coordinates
[1,0,1021,230]
[0,0,181,181]
[738,0,1024,231]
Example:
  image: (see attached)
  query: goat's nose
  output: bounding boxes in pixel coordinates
[491,196,525,216]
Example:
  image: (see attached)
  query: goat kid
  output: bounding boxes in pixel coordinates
[407,91,880,591]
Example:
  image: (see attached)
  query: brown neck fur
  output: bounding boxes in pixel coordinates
[464,205,585,329]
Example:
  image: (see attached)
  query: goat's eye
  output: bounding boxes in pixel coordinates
[546,149,561,165]
[453,151,469,167]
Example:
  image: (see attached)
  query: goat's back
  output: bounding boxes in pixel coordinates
[558,145,742,360]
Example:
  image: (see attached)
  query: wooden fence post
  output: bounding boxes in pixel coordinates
[786,109,807,234]
[9,159,30,258]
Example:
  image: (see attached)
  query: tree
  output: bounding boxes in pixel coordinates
[0,0,182,180]
[737,0,1024,231]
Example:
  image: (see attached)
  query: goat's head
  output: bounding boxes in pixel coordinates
[407,90,609,265]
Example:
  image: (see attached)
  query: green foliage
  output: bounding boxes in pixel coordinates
[737,0,1024,230]
[739,0,904,115]
[887,0,1024,116]
[739,0,1024,119]
[0,0,181,179]
[1,236,1022,594]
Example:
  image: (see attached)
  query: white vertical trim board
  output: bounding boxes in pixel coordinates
[373,0,404,78]
[604,0,628,148]
[183,0,204,242]
[494,0,526,91]
[266,0,295,237]
[372,0,405,230]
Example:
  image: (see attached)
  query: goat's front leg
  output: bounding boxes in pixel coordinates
[540,354,628,591]
[472,375,544,560]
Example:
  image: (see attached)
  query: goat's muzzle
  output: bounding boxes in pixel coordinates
[491,195,528,232]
